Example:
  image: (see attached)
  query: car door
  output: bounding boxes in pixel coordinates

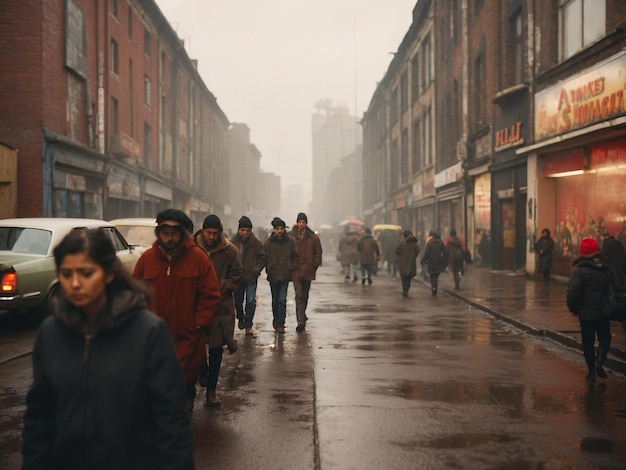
[100,226,141,272]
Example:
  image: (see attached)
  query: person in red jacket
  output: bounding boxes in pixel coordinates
[133,209,221,411]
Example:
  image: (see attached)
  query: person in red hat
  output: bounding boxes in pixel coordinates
[566,237,615,385]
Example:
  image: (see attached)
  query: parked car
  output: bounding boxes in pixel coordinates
[109,218,156,254]
[0,218,141,321]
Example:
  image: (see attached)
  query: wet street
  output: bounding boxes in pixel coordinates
[2,259,626,469]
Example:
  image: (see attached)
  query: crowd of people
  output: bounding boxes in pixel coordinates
[21,209,322,468]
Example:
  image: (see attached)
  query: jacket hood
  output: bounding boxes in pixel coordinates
[572,253,605,269]
[50,287,148,337]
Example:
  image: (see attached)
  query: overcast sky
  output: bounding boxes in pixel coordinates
[154,0,417,198]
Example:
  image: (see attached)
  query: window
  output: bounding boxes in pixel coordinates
[423,107,432,167]
[510,10,523,84]
[111,38,119,75]
[160,51,166,83]
[111,96,119,134]
[144,76,151,107]
[412,119,420,173]
[390,87,399,125]
[400,72,408,113]
[129,59,134,136]
[421,36,431,90]
[560,0,605,61]
[474,47,486,126]
[451,0,461,43]
[143,123,151,165]
[128,6,132,38]
[111,0,118,19]
[411,54,419,102]
[144,28,151,57]
[390,139,399,189]
[401,129,409,182]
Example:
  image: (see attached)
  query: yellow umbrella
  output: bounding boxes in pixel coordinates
[373,224,402,232]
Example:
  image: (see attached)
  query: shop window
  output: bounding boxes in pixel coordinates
[559,0,605,61]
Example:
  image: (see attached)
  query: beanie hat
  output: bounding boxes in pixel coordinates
[579,237,600,256]
[271,217,286,228]
[203,214,223,231]
[297,212,308,223]
[238,216,253,229]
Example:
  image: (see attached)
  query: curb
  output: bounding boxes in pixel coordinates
[432,282,626,376]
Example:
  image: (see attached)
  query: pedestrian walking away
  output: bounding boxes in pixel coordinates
[421,230,448,295]
[264,217,299,334]
[357,227,380,285]
[290,212,323,332]
[446,229,465,290]
[133,208,221,412]
[396,229,420,297]
[535,228,554,285]
[338,225,360,282]
[230,215,267,336]
[601,229,625,288]
[23,228,194,469]
[194,214,243,406]
[566,237,616,385]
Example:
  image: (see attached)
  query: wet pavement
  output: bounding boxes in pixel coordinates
[2,258,626,468]
[425,264,626,374]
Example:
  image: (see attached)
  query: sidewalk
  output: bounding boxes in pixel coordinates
[421,264,626,374]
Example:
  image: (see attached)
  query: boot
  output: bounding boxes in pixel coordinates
[362,278,366,285]
[432,286,437,296]
[352,275,358,283]
[205,389,221,407]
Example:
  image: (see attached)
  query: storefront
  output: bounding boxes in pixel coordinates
[434,162,465,241]
[106,163,141,219]
[44,135,105,219]
[144,177,173,218]
[521,51,626,276]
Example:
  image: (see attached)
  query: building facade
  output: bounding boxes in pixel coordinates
[0,0,231,226]
[362,0,626,275]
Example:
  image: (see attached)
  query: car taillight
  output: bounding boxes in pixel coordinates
[1,270,17,294]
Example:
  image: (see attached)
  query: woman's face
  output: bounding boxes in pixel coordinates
[58,252,113,316]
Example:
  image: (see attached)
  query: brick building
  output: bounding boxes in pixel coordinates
[0,0,230,225]
[362,0,626,275]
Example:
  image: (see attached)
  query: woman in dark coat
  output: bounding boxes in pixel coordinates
[421,231,448,296]
[22,229,193,469]
[396,230,420,297]
[566,237,614,385]
[535,228,555,285]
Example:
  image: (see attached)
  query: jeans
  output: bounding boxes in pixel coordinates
[234,282,258,328]
[580,318,612,372]
[292,280,311,326]
[269,281,289,326]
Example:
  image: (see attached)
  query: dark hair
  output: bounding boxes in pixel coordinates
[53,229,151,302]
[450,229,457,237]
[542,228,550,236]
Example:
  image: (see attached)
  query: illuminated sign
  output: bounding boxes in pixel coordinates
[535,51,626,141]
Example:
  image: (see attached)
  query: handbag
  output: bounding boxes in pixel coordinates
[601,268,626,321]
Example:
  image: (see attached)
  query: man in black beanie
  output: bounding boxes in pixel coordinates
[193,214,242,406]
[230,216,266,335]
[264,217,299,333]
[290,212,322,332]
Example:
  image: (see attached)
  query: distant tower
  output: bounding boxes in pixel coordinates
[311,100,361,225]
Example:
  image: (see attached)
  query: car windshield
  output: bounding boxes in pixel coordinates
[0,227,52,255]
[116,225,155,246]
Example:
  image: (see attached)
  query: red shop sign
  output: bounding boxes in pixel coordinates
[543,148,583,176]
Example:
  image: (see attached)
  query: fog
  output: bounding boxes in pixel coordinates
[155,0,416,207]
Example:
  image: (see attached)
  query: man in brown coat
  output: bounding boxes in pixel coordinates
[357,227,380,286]
[290,213,323,332]
[264,217,299,334]
[194,214,242,406]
